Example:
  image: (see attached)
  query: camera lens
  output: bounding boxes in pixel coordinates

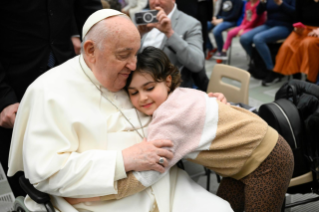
[143,12,153,23]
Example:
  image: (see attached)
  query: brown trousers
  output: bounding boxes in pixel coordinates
[217,136,294,212]
[273,26,319,82]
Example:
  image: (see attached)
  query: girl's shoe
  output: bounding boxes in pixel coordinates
[213,52,228,60]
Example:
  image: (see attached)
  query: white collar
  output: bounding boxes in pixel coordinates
[79,54,103,87]
[167,4,177,19]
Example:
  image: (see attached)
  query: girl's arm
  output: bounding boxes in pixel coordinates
[242,3,265,30]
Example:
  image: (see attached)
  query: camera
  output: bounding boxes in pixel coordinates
[135,10,159,25]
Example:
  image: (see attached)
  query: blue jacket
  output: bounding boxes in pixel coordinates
[257,0,295,28]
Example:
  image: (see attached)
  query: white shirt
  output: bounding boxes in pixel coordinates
[142,4,177,49]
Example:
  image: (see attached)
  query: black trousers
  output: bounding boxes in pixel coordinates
[0,127,26,197]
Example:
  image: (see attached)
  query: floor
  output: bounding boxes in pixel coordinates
[183,34,319,211]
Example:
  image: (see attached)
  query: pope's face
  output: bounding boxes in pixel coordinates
[149,0,175,15]
[92,18,141,92]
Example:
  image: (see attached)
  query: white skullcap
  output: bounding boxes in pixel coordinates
[82,9,124,39]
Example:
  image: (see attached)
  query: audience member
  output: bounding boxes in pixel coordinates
[101,0,111,8]
[176,0,213,54]
[105,0,123,11]
[213,0,266,60]
[0,0,102,197]
[273,0,319,83]
[64,46,294,212]
[206,0,243,60]
[139,0,208,90]
[122,0,148,21]
[240,0,295,86]
[7,10,233,212]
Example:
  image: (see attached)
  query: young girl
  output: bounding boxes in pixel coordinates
[65,47,293,211]
[213,0,266,60]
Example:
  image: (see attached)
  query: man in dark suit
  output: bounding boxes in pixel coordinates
[176,0,213,53]
[0,0,102,197]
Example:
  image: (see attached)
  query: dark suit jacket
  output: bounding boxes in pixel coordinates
[0,0,102,112]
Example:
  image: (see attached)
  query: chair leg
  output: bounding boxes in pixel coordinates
[216,173,221,183]
[281,195,286,212]
[204,167,211,191]
[228,42,232,65]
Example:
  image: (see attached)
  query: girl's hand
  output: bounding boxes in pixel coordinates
[208,92,230,105]
[273,0,283,5]
[237,29,244,37]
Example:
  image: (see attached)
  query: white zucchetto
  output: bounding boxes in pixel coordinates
[82,9,124,39]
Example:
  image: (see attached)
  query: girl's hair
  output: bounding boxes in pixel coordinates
[125,46,182,92]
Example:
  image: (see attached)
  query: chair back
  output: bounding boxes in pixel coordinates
[207,64,250,104]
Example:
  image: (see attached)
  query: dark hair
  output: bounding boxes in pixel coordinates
[125,46,182,92]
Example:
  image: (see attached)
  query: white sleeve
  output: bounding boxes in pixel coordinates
[20,84,126,198]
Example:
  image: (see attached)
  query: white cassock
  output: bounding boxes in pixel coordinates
[7,55,233,212]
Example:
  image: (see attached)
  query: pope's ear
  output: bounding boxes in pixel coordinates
[83,40,96,63]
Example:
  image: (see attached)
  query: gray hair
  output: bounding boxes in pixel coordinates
[81,15,129,54]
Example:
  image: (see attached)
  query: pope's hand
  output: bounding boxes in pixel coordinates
[0,103,19,129]
[122,138,174,173]
[147,7,174,38]
[208,92,230,105]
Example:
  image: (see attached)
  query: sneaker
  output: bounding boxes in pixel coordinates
[213,52,228,60]
[262,72,283,86]
[205,48,217,60]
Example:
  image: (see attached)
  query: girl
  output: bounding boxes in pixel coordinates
[65,47,293,212]
[213,0,266,60]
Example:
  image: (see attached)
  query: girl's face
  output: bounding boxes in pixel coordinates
[127,72,171,116]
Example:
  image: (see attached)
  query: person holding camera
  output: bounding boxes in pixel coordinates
[138,0,209,91]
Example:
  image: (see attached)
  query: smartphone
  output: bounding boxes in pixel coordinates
[135,10,159,25]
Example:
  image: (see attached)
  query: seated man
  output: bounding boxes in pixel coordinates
[138,0,209,91]
[7,9,233,212]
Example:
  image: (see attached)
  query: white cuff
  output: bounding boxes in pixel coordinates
[115,151,127,180]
